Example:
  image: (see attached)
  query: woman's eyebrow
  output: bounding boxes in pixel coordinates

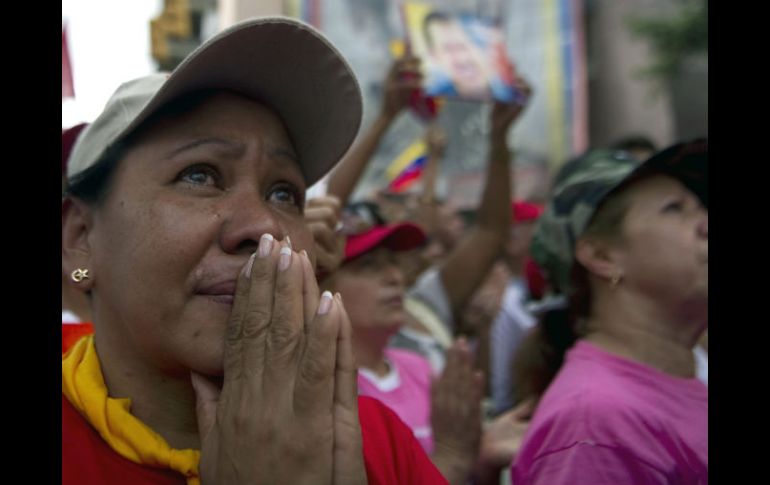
[268,145,299,163]
[164,137,245,159]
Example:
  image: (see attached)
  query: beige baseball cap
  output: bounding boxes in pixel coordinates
[67,16,362,186]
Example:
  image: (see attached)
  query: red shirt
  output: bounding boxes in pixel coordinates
[62,394,447,485]
[61,323,93,354]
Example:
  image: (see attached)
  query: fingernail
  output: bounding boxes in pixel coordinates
[285,236,292,250]
[335,292,343,304]
[318,291,333,315]
[242,252,257,279]
[258,233,274,258]
[300,249,309,263]
[278,246,292,271]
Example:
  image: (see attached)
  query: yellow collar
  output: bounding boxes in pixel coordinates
[62,335,200,485]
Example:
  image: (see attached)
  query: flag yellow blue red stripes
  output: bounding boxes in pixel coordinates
[385,138,427,181]
[388,155,428,192]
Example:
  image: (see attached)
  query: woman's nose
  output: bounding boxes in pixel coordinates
[697,211,708,238]
[219,190,285,255]
[382,261,405,287]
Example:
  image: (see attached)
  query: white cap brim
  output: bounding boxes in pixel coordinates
[68,16,362,186]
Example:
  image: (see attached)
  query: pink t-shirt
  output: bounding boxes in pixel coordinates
[358,348,434,453]
[512,340,708,485]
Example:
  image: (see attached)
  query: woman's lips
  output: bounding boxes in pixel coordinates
[382,295,404,308]
[206,294,234,305]
[197,280,237,305]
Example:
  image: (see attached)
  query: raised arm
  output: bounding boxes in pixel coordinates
[439,79,532,327]
[407,124,447,237]
[327,56,422,206]
[420,124,446,205]
[431,339,484,485]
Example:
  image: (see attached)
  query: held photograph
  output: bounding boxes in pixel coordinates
[402,0,525,103]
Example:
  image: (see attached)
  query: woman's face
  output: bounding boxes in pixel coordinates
[328,247,406,333]
[613,174,708,308]
[428,19,490,98]
[396,248,429,288]
[82,92,314,377]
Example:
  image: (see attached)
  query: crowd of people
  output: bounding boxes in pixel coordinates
[62,15,707,485]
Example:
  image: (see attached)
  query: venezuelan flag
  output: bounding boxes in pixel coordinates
[388,154,428,193]
[385,137,427,180]
[384,136,427,193]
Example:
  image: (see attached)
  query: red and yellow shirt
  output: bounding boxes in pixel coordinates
[62,335,447,485]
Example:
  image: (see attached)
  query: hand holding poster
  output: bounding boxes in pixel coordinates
[402,1,526,104]
[389,39,442,121]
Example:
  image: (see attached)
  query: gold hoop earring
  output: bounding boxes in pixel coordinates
[610,273,622,289]
[71,268,90,283]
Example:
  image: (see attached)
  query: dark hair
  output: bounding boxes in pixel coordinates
[511,306,571,404]
[65,139,129,206]
[422,11,452,49]
[64,88,232,207]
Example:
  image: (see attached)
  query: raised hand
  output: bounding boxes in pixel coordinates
[191,235,366,485]
[381,55,423,120]
[305,195,345,275]
[478,397,535,469]
[490,76,533,143]
[430,338,484,485]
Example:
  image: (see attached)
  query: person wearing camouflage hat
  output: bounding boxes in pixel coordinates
[531,142,706,296]
[511,140,708,484]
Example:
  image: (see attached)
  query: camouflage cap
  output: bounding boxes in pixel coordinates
[530,139,707,295]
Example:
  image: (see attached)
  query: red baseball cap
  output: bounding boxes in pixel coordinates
[344,222,427,263]
[512,200,544,223]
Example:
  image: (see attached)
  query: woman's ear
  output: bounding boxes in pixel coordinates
[574,237,622,281]
[62,198,95,293]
